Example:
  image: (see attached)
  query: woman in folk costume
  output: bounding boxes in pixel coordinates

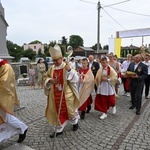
[37,58,46,89]
[44,44,79,138]
[78,58,94,119]
[94,57,118,119]
[121,54,132,97]
[0,59,28,143]
[108,53,120,94]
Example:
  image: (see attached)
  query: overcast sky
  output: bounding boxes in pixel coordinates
[1,0,150,47]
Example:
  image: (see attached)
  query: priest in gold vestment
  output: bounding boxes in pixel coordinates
[44,44,79,138]
[0,59,28,143]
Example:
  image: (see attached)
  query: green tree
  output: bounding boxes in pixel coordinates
[91,43,102,52]
[29,40,42,44]
[103,45,108,50]
[49,41,57,47]
[37,49,43,57]
[23,49,36,61]
[59,45,66,57]
[44,45,50,57]
[7,40,23,62]
[68,35,84,49]
[61,36,68,46]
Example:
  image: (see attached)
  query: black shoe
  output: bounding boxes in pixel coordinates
[136,110,141,115]
[145,96,149,99]
[129,105,135,109]
[17,129,28,143]
[49,131,63,138]
[86,105,91,113]
[73,123,78,131]
[80,111,85,120]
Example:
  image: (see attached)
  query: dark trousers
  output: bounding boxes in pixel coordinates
[144,75,150,97]
[130,83,144,111]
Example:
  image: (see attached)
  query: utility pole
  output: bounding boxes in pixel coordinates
[80,0,130,53]
[142,36,144,46]
[97,0,101,53]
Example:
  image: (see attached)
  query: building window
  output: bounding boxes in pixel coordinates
[34,46,36,49]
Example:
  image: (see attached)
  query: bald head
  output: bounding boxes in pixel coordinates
[134,54,142,63]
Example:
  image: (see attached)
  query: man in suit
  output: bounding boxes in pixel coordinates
[127,54,148,115]
[86,55,100,113]
[88,55,100,77]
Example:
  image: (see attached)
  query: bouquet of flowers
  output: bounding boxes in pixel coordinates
[22,73,28,78]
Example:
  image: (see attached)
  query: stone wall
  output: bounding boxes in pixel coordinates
[11,62,52,80]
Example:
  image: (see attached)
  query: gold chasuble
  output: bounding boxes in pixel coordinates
[44,63,79,126]
[95,65,119,99]
[78,68,94,108]
[0,60,19,124]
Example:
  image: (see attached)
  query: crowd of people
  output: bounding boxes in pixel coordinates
[0,44,150,143]
[43,44,149,138]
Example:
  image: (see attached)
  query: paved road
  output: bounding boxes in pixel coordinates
[0,85,150,150]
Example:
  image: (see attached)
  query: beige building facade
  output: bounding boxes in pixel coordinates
[23,43,45,54]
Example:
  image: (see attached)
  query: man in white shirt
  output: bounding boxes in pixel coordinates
[69,58,76,70]
[143,54,150,99]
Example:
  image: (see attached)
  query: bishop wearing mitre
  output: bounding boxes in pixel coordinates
[44,44,79,138]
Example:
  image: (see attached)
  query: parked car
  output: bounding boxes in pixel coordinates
[46,57,53,62]
[74,56,86,61]
[20,57,30,63]
[35,57,44,63]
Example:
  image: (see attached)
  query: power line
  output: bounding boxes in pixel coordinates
[102,9,144,39]
[79,0,131,52]
[102,8,145,37]
[106,6,150,17]
[102,0,131,8]
[79,0,96,5]
[102,16,120,30]
[102,8,127,30]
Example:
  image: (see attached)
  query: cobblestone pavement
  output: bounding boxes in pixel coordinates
[0,85,150,150]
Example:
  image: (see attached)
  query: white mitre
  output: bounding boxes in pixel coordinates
[49,44,62,60]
